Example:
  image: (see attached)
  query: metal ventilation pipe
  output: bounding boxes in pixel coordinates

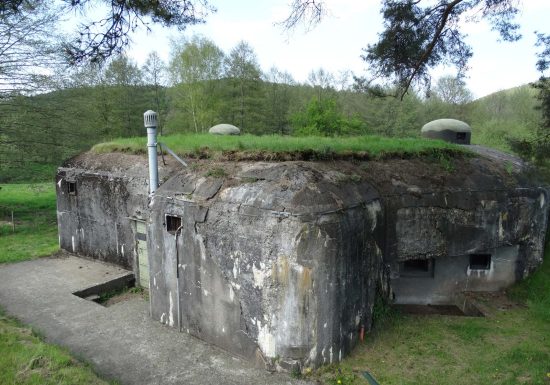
[144,110,158,195]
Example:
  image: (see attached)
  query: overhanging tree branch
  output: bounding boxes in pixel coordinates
[278,0,325,31]
[400,0,464,100]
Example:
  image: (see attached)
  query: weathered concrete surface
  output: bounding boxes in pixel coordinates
[0,253,310,385]
[148,162,385,370]
[361,156,548,305]
[55,149,549,371]
[57,153,183,269]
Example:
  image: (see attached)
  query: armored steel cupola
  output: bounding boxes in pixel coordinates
[421,118,472,144]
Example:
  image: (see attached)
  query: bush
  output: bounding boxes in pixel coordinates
[291,97,367,136]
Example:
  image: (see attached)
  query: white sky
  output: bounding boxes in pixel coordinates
[124,0,550,99]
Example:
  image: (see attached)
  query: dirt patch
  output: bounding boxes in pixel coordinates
[102,290,147,307]
[394,303,483,317]
[464,291,527,316]
[393,291,525,318]
[16,356,52,382]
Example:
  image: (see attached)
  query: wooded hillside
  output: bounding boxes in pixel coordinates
[0,39,542,182]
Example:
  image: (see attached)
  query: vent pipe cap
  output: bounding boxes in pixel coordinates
[144,110,157,128]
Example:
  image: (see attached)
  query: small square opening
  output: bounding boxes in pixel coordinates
[400,258,434,278]
[456,132,467,141]
[166,215,181,234]
[469,254,491,270]
[68,181,76,195]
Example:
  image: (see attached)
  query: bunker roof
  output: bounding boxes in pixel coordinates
[62,146,542,210]
[209,124,241,135]
[421,119,472,133]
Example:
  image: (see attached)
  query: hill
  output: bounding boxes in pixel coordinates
[468,84,541,153]
[0,80,542,182]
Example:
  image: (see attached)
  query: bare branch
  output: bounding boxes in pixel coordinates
[278,0,325,31]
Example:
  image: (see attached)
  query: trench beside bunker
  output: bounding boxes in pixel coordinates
[72,273,135,306]
[394,298,484,317]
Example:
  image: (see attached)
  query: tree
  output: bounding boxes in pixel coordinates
[1,1,208,179]
[291,96,365,136]
[104,55,142,86]
[102,55,145,137]
[0,1,67,176]
[284,1,550,161]
[168,36,225,133]
[0,1,63,98]
[532,34,550,156]
[421,75,474,121]
[364,0,521,99]
[335,70,354,92]
[3,0,215,64]
[511,33,550,161]
[432,75,473,106]
[285,1,521,99]
[143,51,167,88]
[263,67,295,134]
[279,0,326,31]
[224,41,263,132]
[363,89,424,137]
[142,51,168,134]
[307,68,335,101]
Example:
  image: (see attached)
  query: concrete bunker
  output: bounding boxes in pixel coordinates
[55,115,549,371]
[421,118,472,144]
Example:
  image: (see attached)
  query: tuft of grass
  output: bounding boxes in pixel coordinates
[204,167,227,178]
[95,286,147,306]
[0,308,116,385]
[92,133,465,160]
[437,152,456,172]
[446,319,489,342]
[504,161,514,175]
[0,183,58,263]
[507,231,550,323]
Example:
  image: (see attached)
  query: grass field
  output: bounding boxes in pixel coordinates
[92,133,464,160]
[0,183,59,263]
[0,164,58,184]
[0,308,114,385]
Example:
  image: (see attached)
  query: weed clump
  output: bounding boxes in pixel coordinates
[204,167,226,178]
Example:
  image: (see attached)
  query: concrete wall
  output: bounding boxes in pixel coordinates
[383,188,548,304]
[56,168,149,270]
[147,163,386,370]
[393,246,519,304]
[55,153,549,371]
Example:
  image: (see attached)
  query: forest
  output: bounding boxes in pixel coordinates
[0,35,543,182]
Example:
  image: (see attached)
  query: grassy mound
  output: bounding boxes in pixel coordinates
[92,134,465,160]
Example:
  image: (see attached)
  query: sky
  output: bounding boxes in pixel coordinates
[124,0,550,99]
